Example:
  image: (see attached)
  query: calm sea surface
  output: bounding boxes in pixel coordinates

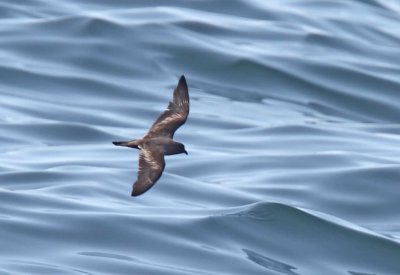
[1,1,400,274]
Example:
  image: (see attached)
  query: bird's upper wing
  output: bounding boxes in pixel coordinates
[131,148,165,196]
[144,75,189,139]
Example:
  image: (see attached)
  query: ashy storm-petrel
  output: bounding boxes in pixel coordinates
[113,75,189,196]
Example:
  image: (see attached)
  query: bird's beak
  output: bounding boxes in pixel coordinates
[184,150,188,155]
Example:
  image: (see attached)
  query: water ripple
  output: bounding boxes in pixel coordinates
[1,1,400,274]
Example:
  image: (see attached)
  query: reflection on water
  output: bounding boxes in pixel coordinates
[243,248,299,275]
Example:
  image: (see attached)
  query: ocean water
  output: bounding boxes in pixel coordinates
[1,0,400,274]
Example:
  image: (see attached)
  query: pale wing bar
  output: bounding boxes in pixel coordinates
[131,149,165,196]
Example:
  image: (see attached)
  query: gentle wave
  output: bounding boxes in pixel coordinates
[1,0,400,274]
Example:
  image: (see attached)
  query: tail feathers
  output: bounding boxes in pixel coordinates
[112,140,140,149]
[112,141,130,146]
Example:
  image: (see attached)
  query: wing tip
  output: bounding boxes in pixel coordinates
[131,185,143,197]
[131,190,140,197]
[178,75,187,89]
[131,178,157,197]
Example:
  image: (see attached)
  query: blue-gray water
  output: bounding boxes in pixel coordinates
[1,1,400,274]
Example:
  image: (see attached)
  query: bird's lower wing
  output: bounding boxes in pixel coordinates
[131,149,165,196]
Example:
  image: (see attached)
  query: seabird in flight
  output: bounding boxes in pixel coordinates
[113,75,189,196]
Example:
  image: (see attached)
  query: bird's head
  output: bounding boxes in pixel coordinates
[178,143,188,155]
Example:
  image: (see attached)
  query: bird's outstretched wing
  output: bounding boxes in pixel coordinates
[144,75,189,139]
[131,149,165,196]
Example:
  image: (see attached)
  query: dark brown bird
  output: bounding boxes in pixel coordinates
[113,75,189,196]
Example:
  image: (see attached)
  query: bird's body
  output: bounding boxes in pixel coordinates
[113,75,189,196]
